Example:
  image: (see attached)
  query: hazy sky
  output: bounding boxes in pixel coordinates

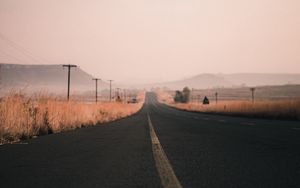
[0,0,300,84]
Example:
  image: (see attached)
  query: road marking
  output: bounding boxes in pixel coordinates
[241,122,256,126]
[13,142,28,145]
[202,118,210,120]
[193,117,199,120]
[147,114,182,188]
[292,128,300,130]
[218,119,226,122]
[1,142,29,145]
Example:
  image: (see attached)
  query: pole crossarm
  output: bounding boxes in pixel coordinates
[63,64,77,68]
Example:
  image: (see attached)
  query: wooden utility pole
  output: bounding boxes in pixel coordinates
[124,89,127,103]
[92,78,101,103]
[215,92,218,104]
[0,64,2,88]
[108,80,113,102]
[63,64,77,101]
[116,87,121,101]
[250,87,255,103]
[191,88,194,103]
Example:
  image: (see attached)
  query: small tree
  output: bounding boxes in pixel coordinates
[182,87,191,103]
[174,87,191,103]
[174,90,183,103]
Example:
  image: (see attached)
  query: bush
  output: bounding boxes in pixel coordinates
[182,87,191,103]
[174,90,183,103]
[174,87,191,103]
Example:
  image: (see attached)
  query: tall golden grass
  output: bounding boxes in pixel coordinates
[0,91,145,144]
[156,90,300,120]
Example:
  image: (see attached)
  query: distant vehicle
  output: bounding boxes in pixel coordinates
[127,98,138,103]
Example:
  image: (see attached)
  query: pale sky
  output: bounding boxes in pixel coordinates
[0,0,300,84]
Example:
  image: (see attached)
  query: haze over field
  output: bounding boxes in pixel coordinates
[1,64,300,93]
[0,0,300,85]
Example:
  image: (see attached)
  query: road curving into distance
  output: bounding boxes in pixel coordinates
[1,92,299,188]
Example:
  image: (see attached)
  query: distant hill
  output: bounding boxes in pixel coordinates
[0,63,106,94]
[147,73,300,90]
[2,64,300,92]
[151,74,232,89]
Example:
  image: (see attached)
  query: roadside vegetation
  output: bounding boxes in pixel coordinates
[0,91,145,144]
[156,90,300,120]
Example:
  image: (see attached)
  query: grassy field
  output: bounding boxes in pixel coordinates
[185,85,300,101]
[0,91,145,144]
[156,89,300,120]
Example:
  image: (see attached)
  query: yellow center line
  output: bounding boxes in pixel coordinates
[147,113,182,188]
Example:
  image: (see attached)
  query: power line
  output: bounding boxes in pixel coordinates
[0,32,51,64]
[0,48,25,63]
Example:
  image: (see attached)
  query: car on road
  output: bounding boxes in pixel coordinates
[127,98,138,103]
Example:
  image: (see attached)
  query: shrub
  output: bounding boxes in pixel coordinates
[173,87,191,103]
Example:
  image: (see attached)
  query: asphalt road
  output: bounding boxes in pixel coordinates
[1,92,300,188]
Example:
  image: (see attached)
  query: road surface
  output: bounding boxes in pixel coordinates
[1,92,300,188]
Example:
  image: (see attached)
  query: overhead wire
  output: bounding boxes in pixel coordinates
[0,48,25,63]
[0,32,51,64]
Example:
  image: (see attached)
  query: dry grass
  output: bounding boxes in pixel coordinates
[0,91,145,144]
[156,90,300,120]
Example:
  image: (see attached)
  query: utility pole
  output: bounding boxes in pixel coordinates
[116,87,120,96]
[124,89,127,102]
[250,87,255,103]
[116,87,121,101]
[215,92,218,104]
[108,80,113,102]
[191,88,194,103]
[0,64,2,88]
[63,64,77,101]
[92,78,101,103]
